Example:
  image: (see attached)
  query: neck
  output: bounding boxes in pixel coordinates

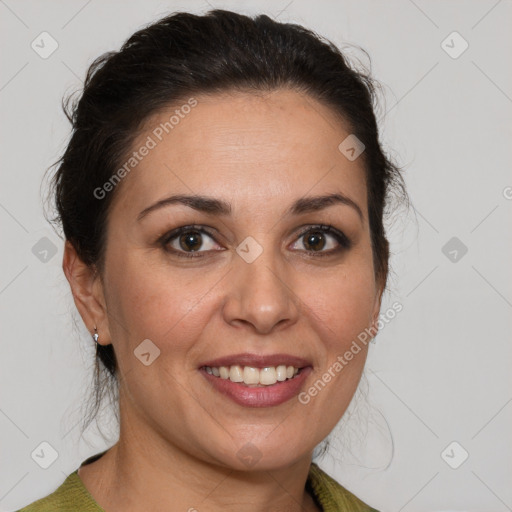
[78,409,319,512]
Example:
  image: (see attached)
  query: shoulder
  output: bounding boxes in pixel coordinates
[15,471,103,512]
[307,462,380,512]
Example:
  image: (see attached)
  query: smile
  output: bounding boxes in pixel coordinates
[202,364,301,387]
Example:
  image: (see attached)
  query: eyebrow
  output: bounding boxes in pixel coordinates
[137,192,363,221]
[289,193,363,221]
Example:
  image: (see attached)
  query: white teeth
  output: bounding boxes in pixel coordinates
[204,364,302,386]
[276,365,287,382]
[243,366,260,385]
[229,365,244,383]
[260,367,277,385]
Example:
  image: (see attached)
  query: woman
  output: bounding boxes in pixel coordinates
[18,9,406,512]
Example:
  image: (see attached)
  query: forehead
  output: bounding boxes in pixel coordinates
[112,89,367,217]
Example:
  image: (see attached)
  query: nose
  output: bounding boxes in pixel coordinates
[221,244,300,335]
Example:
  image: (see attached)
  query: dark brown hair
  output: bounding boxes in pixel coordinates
[48,9,407,438]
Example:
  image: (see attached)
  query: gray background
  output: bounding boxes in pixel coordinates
[1,1,511,511]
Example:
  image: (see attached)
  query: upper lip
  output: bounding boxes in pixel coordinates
[199,353,312,369]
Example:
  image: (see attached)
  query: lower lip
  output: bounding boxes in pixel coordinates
[200,367,312,408]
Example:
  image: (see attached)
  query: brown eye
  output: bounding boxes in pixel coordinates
[179,231,203,251]
[303,231,326,251]
[290,225,351,255]
[161,226,223,257]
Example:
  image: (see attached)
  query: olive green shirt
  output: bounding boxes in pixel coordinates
[17,455,379,512]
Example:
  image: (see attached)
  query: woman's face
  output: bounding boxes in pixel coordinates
[92,89,383,470]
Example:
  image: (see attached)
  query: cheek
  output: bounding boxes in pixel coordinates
[290,264,376,439]
[302,263,377,349]
[104,250,220,355]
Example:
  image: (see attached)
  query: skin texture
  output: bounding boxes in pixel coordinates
[64,89,384,512]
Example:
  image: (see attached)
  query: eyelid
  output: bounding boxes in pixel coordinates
[291,224,352,249]
[160,224,220,242]
[158,225,224,257]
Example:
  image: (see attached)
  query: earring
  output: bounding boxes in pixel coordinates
[92,327,99,343]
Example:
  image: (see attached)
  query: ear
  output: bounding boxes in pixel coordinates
[62,240,111,345]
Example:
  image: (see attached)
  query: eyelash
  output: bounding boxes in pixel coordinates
[158,224,352,259]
